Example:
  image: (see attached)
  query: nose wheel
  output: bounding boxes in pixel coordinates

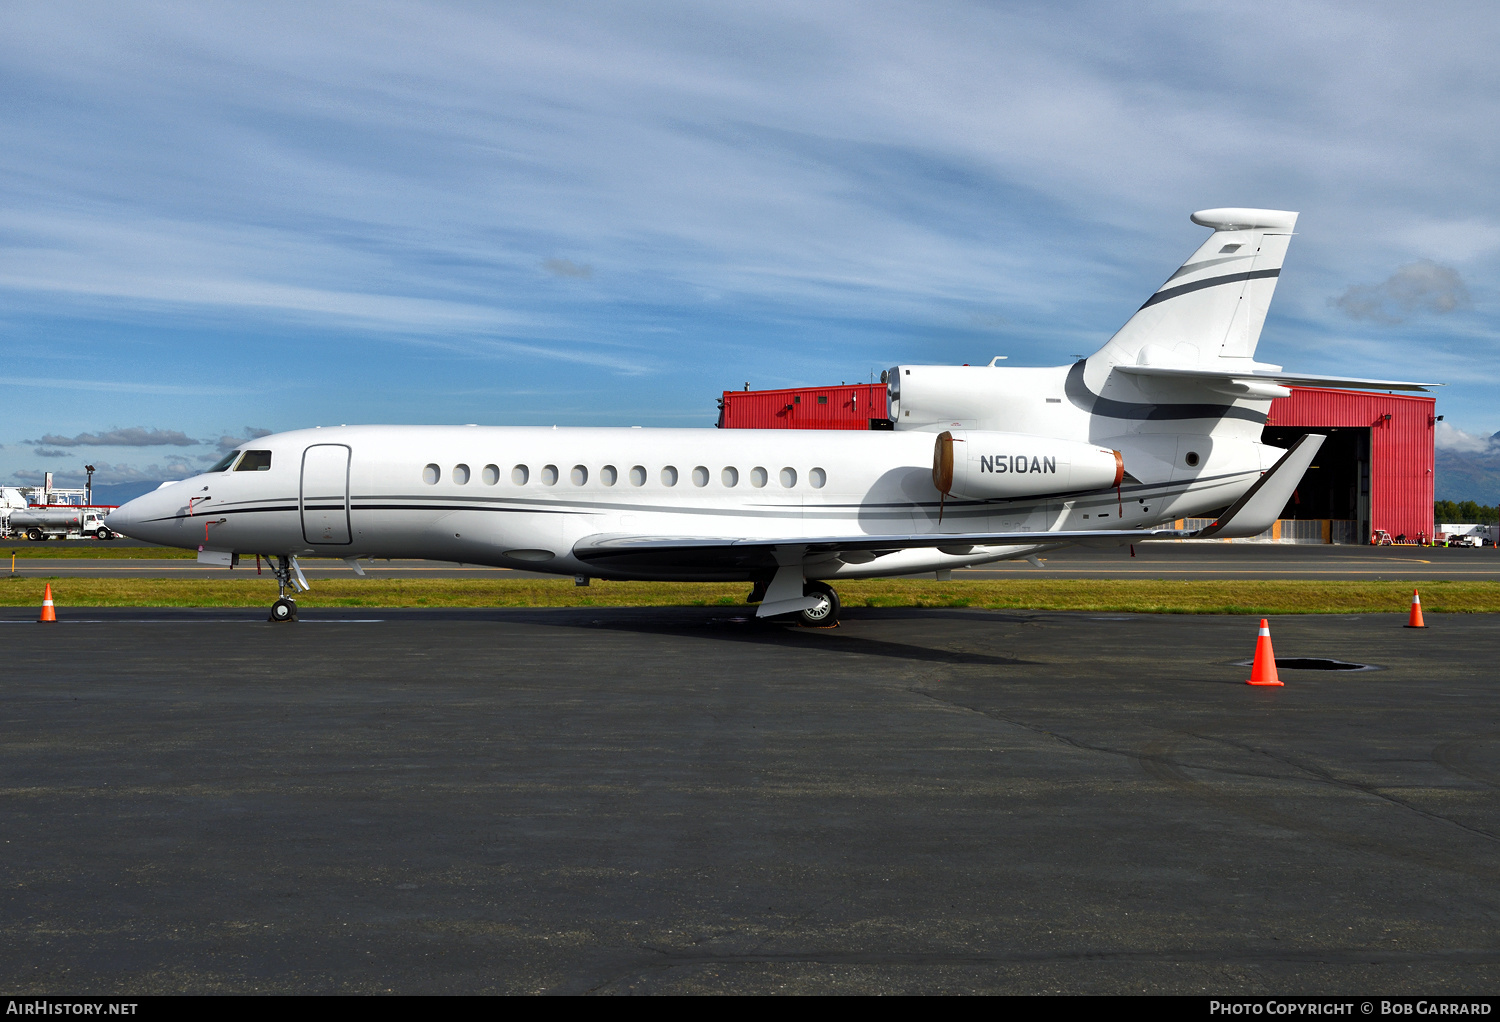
[265,554,307,623]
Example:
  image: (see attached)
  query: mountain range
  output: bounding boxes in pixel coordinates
[1436,433,1500,505]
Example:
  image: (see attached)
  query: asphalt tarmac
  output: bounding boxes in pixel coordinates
[2,606,1497,994]
[8,542,1500,581]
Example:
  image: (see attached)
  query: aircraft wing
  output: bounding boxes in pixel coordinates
[573,526,1188,571]
[573,433,1327,570]
[1115,364,1438,392]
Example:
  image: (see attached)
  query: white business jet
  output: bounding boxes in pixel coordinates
[106,209,1433,624]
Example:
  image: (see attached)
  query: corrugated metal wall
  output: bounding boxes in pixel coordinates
[1267,387,1436,542]
[719,384,887,430]
[720,381,1437,542]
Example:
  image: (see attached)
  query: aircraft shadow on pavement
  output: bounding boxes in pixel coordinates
[0,605,1038,668]
[548,608,1040,668]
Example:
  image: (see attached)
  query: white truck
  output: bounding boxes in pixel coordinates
[5,502,117,540]
[1439,523,1495,548]
[0,486,27,538]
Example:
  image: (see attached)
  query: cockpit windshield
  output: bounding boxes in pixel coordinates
[235,450,272,471]
[209,451,240,472]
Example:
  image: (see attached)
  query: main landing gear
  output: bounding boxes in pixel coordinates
[749,576,842,627]
[798,580,841,627]
[266,554,307,623]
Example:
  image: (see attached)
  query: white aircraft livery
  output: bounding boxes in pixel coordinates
[106,209,1434,624]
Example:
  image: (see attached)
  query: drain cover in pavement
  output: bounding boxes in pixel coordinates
[1231,657,1379,672]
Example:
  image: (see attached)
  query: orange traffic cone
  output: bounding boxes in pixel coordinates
[38,582,57,623]
[1246,618,1283,686]
[1405,588,1426,629]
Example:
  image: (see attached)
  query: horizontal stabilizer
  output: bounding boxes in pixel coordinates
[1196,434,1326,539]
[1117,364,1438,392]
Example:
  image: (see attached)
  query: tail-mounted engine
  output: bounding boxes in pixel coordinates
[933,430,1124,500]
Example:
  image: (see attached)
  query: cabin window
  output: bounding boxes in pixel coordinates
[722,467,739,487]
[453,464,471,485]
[482,464,500,485]
[571,465,588,486]
[601,465,618,486]
[210,451,240,472]
[780,467,797,488]
[691,466,709,487]
[541,464,559,486]
[512,465,529,485]
[629,465,646,486]
[661,466,679,486]
[235,450,272,472]
[750,466,768,488]
[423,464,441,485]
[810,467,826,488]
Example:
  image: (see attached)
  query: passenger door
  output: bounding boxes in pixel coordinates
[301,444,352,545]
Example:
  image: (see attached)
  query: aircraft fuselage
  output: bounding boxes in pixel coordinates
[108,421,1271,581]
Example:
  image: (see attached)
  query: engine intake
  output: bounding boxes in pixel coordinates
[933,430,1124,500]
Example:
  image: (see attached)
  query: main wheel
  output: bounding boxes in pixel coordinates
[269,597,298,623]
[799,581,840,627]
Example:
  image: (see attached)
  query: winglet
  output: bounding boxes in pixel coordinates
[1196,434,1326,539]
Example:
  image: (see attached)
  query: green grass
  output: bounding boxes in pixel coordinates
[1,544,195,559]
[2,576,1496,613]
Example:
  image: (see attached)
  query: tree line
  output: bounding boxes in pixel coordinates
[1435,500,1499,524]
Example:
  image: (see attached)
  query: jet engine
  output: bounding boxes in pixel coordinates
[933,430,1124,500]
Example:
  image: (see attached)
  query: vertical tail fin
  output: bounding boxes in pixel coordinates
[1092,208,1298,369]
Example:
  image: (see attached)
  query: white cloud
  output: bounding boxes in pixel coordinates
[1435,421,1498,454]
[214,427,274,454]
[1331,261,1472,323]
[0,376,244,396]
[1396,218,1500,263]
[29,427,200,448]
[544,259,592,279]
[14,459,197,486]
[1,1,1500,471]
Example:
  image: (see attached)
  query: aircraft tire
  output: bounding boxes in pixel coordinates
[799,581,840,628]
[269,598,298,623]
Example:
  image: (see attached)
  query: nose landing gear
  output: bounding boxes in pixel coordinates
[266,555,308,623]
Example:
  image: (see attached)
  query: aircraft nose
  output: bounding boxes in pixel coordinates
[104,501,136,536]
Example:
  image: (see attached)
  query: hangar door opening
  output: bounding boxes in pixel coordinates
[1261,426,1370,543]
[301,444,352,545]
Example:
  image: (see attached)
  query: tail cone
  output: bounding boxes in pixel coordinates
[38,583,57,624]
[1405,589,1427,629]
[1246,618,1283,686]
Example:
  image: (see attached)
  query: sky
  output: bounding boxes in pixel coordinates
[2,1,1498,490]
